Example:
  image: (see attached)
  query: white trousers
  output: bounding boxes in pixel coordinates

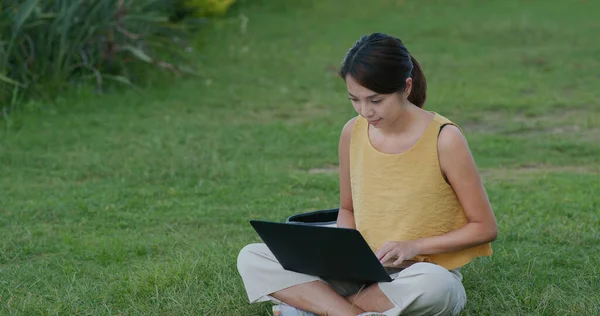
[237,243,467,315]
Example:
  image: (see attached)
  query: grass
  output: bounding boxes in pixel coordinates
[1,0,600,314]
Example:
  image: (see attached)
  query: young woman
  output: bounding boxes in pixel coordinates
[237,33,498,316]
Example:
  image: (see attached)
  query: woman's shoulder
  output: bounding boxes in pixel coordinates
[429,111,465,135]
[340,116,362,138]
[427,111,468,151]
[339,116,368,151]
[430,111,457,126]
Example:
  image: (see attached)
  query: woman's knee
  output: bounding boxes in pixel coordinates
[236,243,267,275]
[407,263,465,315]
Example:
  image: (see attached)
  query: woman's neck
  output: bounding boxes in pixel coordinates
[379,103,426,137]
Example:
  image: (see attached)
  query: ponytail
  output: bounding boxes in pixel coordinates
[408,55,427,108]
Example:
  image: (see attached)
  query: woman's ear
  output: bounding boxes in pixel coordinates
[404,77,413,99]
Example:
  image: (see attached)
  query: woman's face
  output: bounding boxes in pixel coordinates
[345,75,412,129]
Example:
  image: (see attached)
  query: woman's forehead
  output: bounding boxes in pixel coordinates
[345,75,377,96]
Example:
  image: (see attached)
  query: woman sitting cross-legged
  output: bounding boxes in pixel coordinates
[237,32,498,316]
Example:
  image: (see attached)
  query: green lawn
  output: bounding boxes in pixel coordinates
[2,0,600,314]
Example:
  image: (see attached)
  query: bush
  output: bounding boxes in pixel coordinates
[0,0,199,110]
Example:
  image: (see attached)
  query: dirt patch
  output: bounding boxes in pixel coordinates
[521,55,550,69]
[460,108,599,140]
[307,163,599,180]
[481,164,600,181]
[459,111,508,133]
[308,165,339,174]
[240,101,332,125]
[324,64,339,75]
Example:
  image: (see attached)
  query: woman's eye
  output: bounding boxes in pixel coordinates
[371,99,382,104]
[349,98,358,102]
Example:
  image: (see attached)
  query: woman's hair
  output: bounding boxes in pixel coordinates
[339,33,427,108]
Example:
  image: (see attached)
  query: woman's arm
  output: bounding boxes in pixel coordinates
[415,125,498,254]
[336,117,357,229]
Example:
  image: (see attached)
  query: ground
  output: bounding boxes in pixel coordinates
[1,0,599,314]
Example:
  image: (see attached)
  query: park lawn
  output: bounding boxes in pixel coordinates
[1,0,599,314]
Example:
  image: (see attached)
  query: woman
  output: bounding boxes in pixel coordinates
[237,33,498,316]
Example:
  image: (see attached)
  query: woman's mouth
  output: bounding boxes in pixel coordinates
[369,119,382,126]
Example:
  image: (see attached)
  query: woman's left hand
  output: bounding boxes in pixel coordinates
[376,241,421,266]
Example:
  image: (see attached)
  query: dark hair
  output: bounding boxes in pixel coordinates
[339,33,427,108]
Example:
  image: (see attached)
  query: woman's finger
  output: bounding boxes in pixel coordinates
[377,248,389,262]
[393,255,405,266]
[376,242,396,260]
[379,250,396,264]
[376,244,391,260]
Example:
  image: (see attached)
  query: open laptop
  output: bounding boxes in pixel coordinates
[249,220,393,283]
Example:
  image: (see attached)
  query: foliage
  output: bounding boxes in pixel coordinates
[0,0,198,109]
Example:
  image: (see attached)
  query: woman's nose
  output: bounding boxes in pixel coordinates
[361,103,374,117]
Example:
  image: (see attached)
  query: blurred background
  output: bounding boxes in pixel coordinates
[1,0,599,315]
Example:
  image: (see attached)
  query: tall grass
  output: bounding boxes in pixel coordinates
[0,0,198,110]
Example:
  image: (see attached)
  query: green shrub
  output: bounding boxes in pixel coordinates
[0,0,198,110]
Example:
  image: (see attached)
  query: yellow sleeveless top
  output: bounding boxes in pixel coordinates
[349,112,492,270]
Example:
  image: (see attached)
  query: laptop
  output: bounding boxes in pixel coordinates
[249,220,393,283]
